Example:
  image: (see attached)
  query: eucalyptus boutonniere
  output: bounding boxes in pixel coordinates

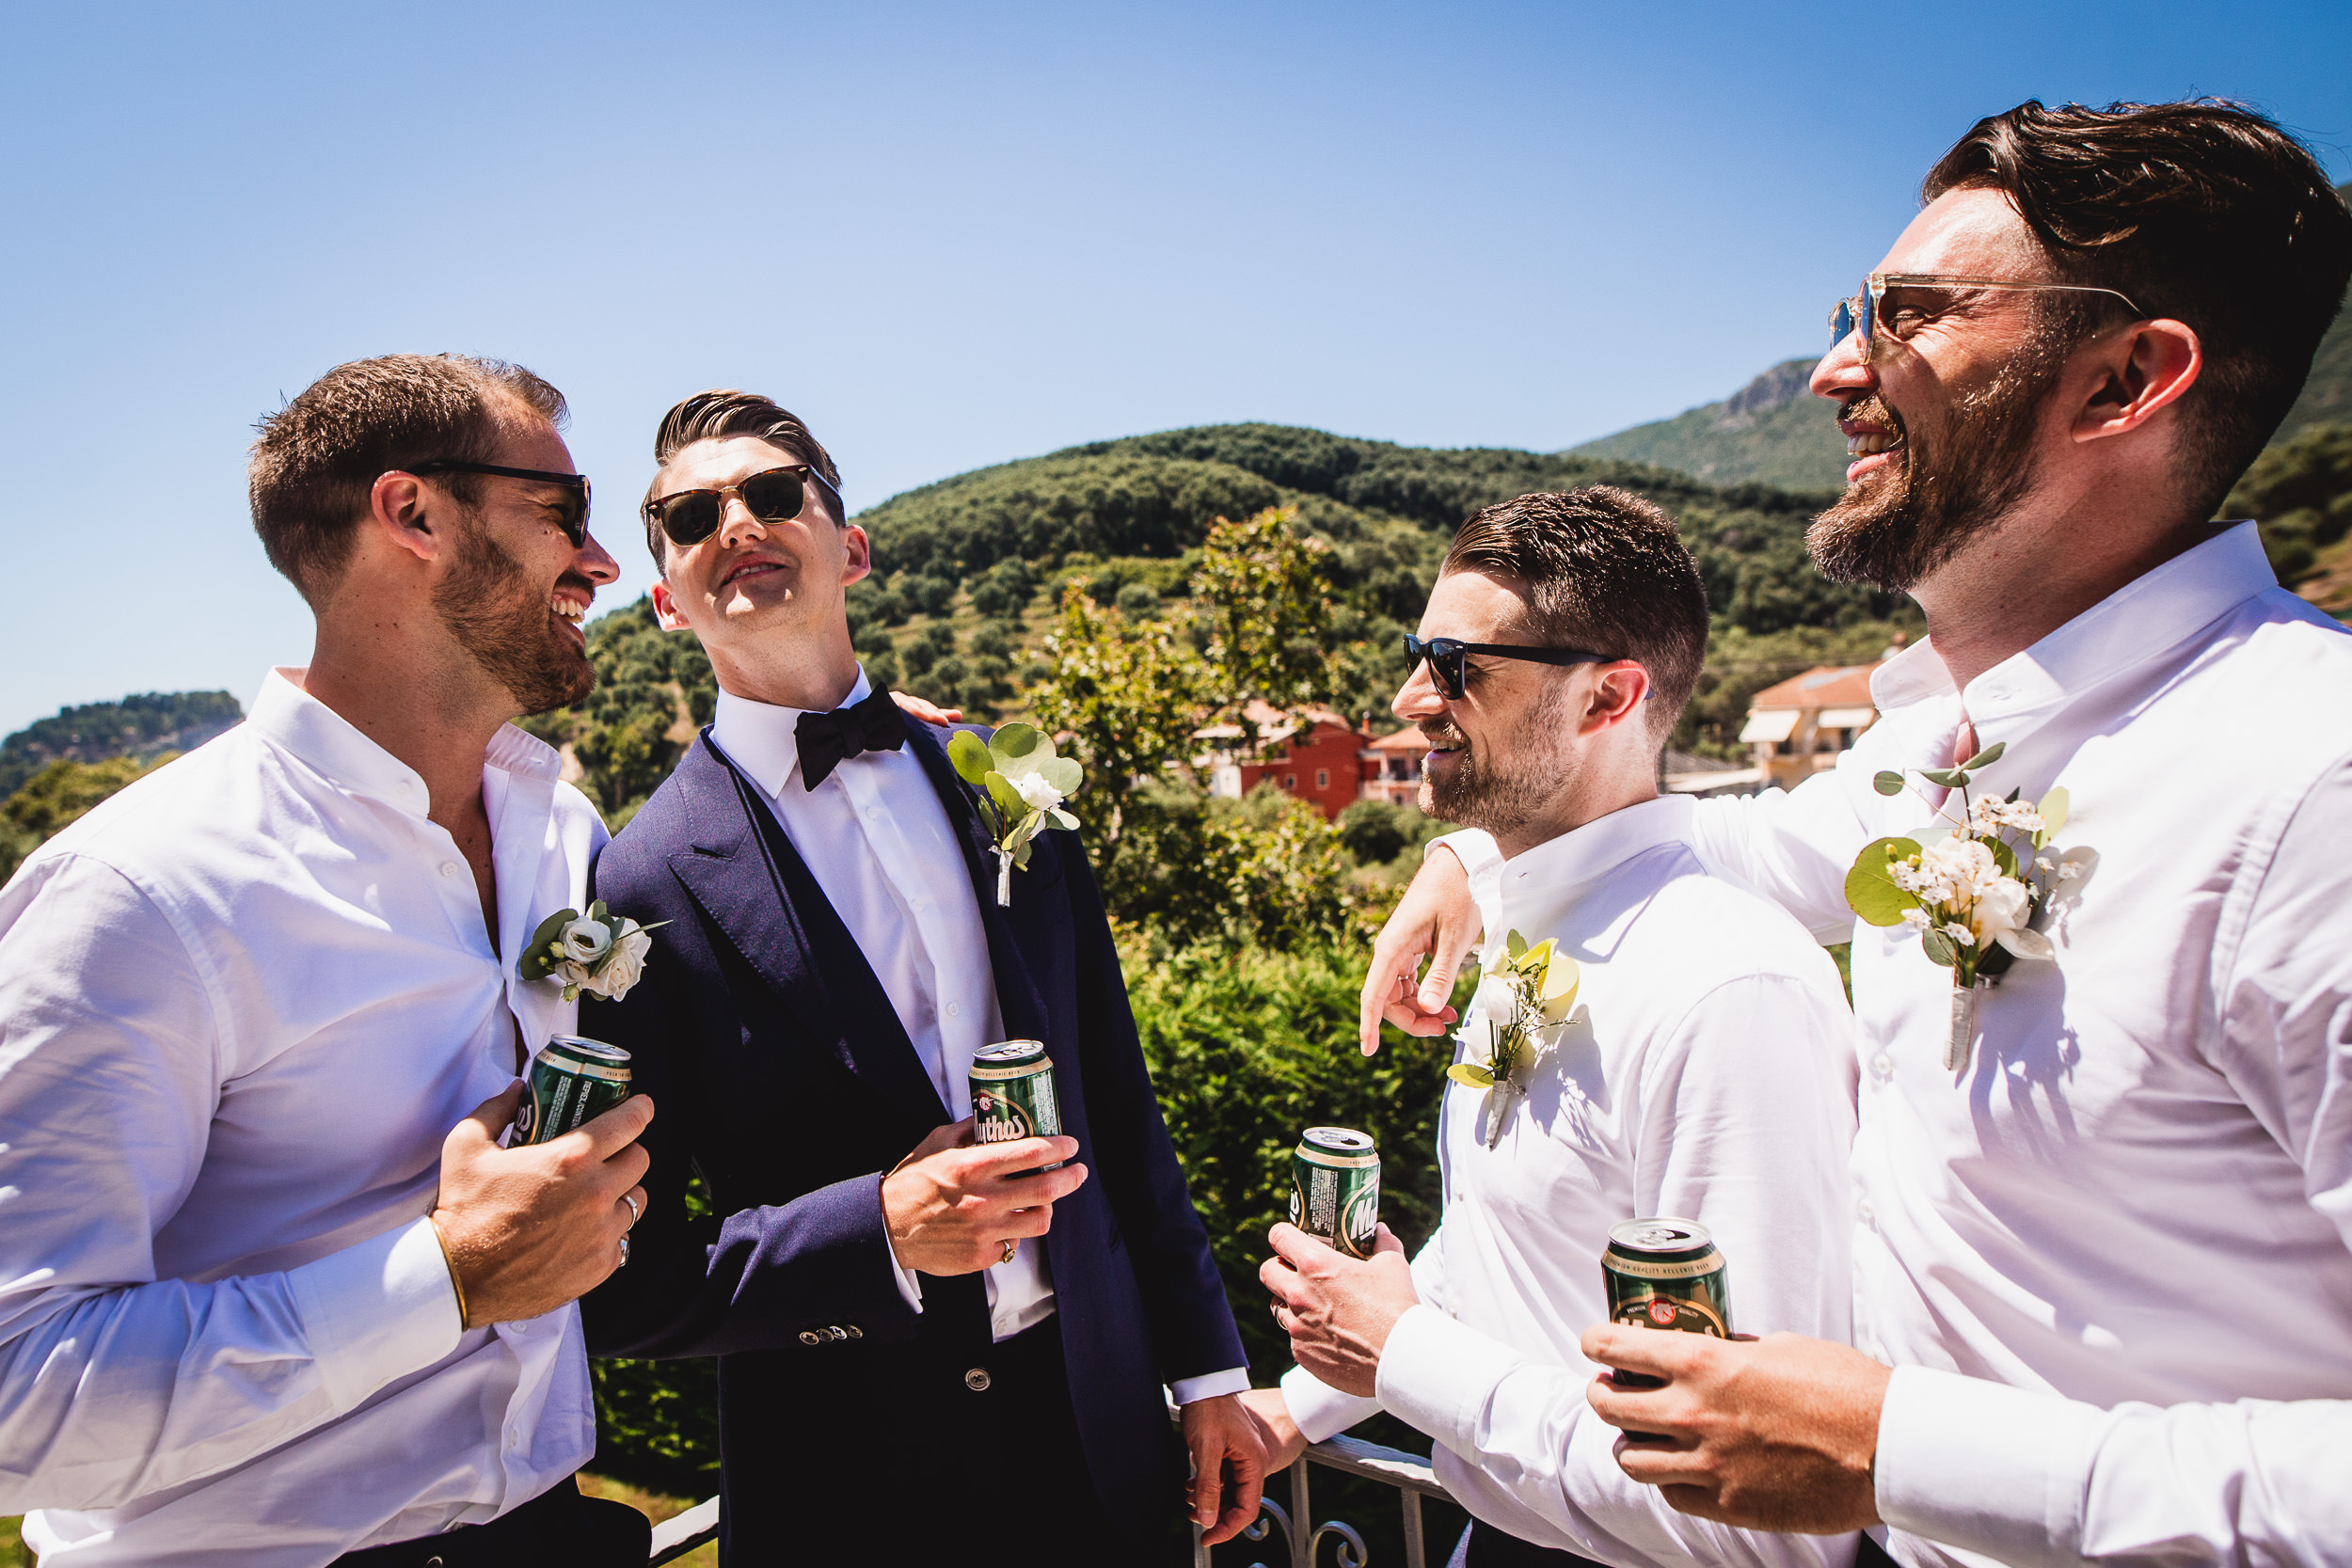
[519,901,667,1002]
[1844,742,2095,1073]
[1448,929,1580,1148]
[947,722,1086,906]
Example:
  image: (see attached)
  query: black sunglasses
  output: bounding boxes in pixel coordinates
[1402,633,1619,701]
[642,465,845,549]
[411,460,592,547]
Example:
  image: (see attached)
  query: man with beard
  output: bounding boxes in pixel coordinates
[1362,101,2352,1567]
[0,355,658,1567]
[1242,487,1860,1568]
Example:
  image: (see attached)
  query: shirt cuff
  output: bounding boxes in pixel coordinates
[1280,1363,1383,1443]
[1169,1368,1251,1405]
[1875,1365,2108,1568]
[288,1216,468,1412]
[887,1247,925,1313]
[1375,1304,1525,1458]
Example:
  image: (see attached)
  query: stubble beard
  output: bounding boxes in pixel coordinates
[1805,341,2065,593]
[1418,682,1576,839]
[432,516,596,716]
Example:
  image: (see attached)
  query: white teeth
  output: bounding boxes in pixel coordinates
[1848,433,1898,456]
[552,600,584,622]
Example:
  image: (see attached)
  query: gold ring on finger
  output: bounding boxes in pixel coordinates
[1000,1240,1017,1264]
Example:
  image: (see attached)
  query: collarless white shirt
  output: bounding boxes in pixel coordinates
[0,668,605,1567]
[708,677,1246,1402]
[1498,521,2352,1568]
[1290,795,1859,1568]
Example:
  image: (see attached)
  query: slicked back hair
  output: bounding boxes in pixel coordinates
[248,355,567,606]
[1923,100,2352,518]
[1440,486,1708,750]
[644,389,844,569]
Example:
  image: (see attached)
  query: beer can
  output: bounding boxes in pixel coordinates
[1602,1217,1729,1386]
[970,1039,1064,1173]
[515,1035,633,1146]
[1289,1126,1380,1259]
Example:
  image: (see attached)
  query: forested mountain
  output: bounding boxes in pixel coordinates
[0,690,242,799]
[1567,359,1851,489]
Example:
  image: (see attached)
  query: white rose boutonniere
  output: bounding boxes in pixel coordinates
[947,722,1085,906]
[1448,929,1579,1148]
[519,900,667,1002]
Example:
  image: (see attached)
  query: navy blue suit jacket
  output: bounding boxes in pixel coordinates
[578,721,1245,1549]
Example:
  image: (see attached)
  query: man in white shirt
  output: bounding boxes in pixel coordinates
[1245,486,1860,1568]
[579,389,1263,1565]
[0,354,658,1567]
[1364,101,2352,1567]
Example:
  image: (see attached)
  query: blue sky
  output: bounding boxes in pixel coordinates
[2,0,2346,736]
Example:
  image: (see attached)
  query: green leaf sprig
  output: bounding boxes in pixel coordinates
[947,722,1086,904]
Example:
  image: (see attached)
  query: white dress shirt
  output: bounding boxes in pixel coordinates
[0,668,605,1568]
[1670,522,2352,1568]
[708,673,1248,1402]
[1287,796,1860,1568]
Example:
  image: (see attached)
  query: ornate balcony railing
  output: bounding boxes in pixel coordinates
[644,1431,1454,1566]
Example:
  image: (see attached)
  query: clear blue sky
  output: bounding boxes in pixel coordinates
[2,1,2345,736]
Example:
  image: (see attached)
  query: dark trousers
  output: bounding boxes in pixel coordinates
[719,1315,1129,1568]
[328,1477,651,1568]
[1459,1519,1610,1567]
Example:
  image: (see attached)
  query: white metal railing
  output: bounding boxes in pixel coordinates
[642,1432,1451,1565]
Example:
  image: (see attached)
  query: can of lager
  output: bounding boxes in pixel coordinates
[970,1039,1064,1173]
[515,1035,633,1146]
[1602,1217,1729,1387]
[1289,1127,1380,1259]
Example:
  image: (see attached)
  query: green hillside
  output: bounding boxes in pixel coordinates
[1568,358,1851,490]
[0,690,242,800]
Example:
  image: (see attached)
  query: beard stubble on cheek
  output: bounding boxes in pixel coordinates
[1419,682,1577,838]
[431,517,596,716]
[1805,336,2067,593]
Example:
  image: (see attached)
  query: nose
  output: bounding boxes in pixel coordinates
[575,528,621,585]
[1393,661,1444,722]
[1812,324,1875,403]
[717,492,770,550]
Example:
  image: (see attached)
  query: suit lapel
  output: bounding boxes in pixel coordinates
[665,736,947,1124]
[903,722,1052,1041]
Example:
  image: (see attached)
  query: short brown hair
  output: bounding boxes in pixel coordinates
[645,389,843,569]
[1923,100,2352,517]
[248,355,566,603]
[1440,486,1708,747]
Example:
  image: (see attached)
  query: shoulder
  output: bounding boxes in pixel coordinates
[19,725,274,888]
[1625,844,1850,1006]
[597,759,708,892]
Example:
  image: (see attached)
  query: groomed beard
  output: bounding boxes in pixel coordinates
[1806,336,2067,593]
[1419,680,1576,838]
[431,516,595,716]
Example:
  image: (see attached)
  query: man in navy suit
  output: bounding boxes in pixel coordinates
[580,389,1263,1565]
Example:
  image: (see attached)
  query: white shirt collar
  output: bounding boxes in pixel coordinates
[1498,792,1694,895]
[1868,520,2278,723]
[710,665,875,798]
[245,667,564,818]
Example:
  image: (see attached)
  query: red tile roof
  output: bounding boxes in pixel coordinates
[1746,663,1879,711]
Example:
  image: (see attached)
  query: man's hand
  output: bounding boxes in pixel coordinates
[882,1121,1087,1275]
[890,690,961,727]
[1238,1385,1309,1471]
[1581,1324,1890,1534]
[1181,1393,1268,1545]
[1261,1223,1419,1397]
[431,1084,654,1328]
[1359,845,1480,1055]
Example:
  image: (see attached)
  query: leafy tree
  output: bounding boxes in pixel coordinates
[0,754,176,881]
[2224,420,2352,592]
[1101,783,1361,958]
[1025,580,1212,840]
[1191,506,1347,725]
[0,690,240,799]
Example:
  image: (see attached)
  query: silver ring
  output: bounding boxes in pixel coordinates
[622,1193,642,1227]
[618,1233,631,1268]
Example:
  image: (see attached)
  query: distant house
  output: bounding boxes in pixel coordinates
[1200,701,1375,821]
[1661,749,1765,798]
[1358,728,1430,808]
[1740,663,1883,788]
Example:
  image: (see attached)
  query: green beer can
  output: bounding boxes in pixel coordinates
[1289,1126,1380,1259]
[970,1039,1065,1173]
[1602,1217,1730,1387]
[516,1035,633,1146]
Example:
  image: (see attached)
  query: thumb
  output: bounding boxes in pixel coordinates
[1372,1222,1407,1259]
[1417,955,1459,1013]
[448,1082,525,1153]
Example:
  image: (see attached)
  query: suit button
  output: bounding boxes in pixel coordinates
[964,1367,992,1391]
[828,1325,848,1340]
[843,1325,863,1339]
[425,1560,444,1568]
[799,1331,825,1346]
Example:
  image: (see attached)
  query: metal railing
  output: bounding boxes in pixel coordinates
[645,1432,1453,1566]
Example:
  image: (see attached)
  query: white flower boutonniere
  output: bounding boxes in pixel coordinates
[1845,742,2097,1074]
[1448,928,1579,1148]
[519,900,667,1002]
[947,722,1085,906]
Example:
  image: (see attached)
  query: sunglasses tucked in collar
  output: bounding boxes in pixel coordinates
[410,460,592,547]
[1402,634,1624,701]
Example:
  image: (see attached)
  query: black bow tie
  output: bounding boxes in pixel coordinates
[795,687,910,789]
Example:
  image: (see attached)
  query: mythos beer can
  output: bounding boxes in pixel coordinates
[516,1035,633,1146]
[1289,1127,1381,1259]
[1604,1216,1731,1335]
[970,1039,1065,1172]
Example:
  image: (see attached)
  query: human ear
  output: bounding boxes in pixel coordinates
[367,471,440,563]
[2073,319,2201,446]
[838,524,873,588]
[651,578,692,631]
[1580,662,1651,736]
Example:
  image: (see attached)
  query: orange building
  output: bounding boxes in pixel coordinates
[1200,701,1376,821]
[1740,663,1883,789]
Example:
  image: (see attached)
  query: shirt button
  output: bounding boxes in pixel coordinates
[964,1367,992,1392]
[439,862,459,879]
[946,1002,961,1018]
[866,806,881,821]
[1857,1197,1877,1225]
[1871,1053,1894,1082]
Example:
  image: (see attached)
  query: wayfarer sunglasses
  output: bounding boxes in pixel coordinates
[642,465,845,549]
[410,460,592,547]
[1402,634,1620,701]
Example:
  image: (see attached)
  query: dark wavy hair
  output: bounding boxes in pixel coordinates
[644,389,843,569]
[1924,100,2352,516]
